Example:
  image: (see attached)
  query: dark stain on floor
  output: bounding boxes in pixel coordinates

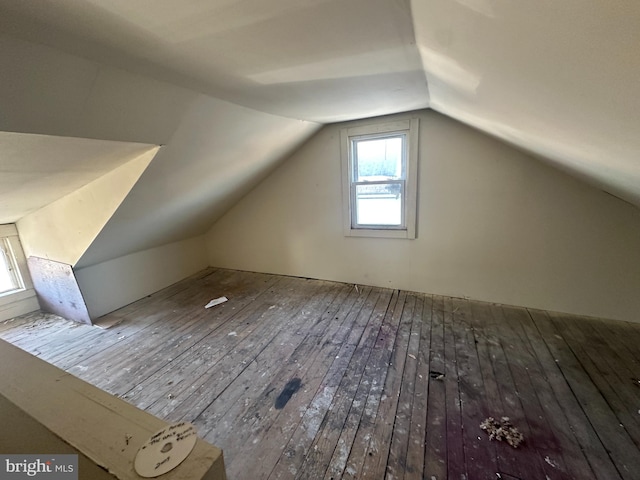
[275,378,302,409]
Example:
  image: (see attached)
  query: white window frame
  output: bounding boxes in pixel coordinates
[0,224,30,298]
[341,118,419,239]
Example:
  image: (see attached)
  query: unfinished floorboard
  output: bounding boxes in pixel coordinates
[197,283,348,449]
[501,308,595,480]
[555,314,640,448]
[270,289,378,478]
[423,295,447,479]
[532,310,640,479]
[157,277,330,423]
[269,291,397,479]
[441,297,467,480]
[451,297,500,479]
[525,309,625,480]
[1,268,639,480]
[198,284,359,447]
[402,294,431,480]
[329,290,404,480]
[127,292,281,411]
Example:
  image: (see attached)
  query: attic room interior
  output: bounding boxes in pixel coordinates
[0,0,639,479]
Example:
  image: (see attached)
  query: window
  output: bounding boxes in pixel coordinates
[0,225,27,297]
[0,238,23,294]
[341,118,419,238]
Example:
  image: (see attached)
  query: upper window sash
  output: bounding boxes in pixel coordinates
[351,132,407,181]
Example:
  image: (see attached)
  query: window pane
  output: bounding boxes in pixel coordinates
[355,136,403,181]
[0,240,20,294]
[355,183,402,226]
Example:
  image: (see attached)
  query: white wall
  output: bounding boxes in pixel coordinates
[75,236,208,319]
[205,110,640,323]
[17,148,157,266]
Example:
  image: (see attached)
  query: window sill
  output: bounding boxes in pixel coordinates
[0,288,35,306]
[344,228,415,239]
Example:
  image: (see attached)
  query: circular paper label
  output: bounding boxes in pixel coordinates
[134,422,198,478]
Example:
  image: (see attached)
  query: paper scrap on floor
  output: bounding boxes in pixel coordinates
[205,296,228,308]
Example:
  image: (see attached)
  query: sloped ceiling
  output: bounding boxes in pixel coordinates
[0,0,429,123]
[411,0,640,207]
[75,95,319,268]
[0,0,638,269]
[0,131,156,223]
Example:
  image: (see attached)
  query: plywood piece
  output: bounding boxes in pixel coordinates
[28,256,91,324]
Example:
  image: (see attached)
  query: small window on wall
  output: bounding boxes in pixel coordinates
[0,237,23,295]
[341,118,419,238]
[0,225,27,297]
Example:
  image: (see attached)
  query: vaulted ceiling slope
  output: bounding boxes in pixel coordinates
[0,132,155,223]
[0,0,639,269]
[0,0,429,123]
[411,0,640,208]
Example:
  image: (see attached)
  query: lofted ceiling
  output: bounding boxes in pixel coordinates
[0,131,157,223]
[0,0,638,256]
[0,0,429,123]
[411,0,640,207]
[1,0,638,209]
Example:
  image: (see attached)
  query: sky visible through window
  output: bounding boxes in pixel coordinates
[354,135,404,226]
[355,136,403,180]
[0,242,19,294]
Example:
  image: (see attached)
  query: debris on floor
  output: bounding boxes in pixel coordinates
[205,296,228,308]
[94,316,125,330]
[429,370,445,380]
[545,456,559,468]
[480,417,524,448]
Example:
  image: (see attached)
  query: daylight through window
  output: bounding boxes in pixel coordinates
[341,118,419,239]
[0,238,22,295]
[352,134,406,227]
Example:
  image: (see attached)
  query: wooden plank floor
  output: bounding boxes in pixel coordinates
[1,268,639,480]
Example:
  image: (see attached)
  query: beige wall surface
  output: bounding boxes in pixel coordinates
[17,148,158,266]
[206,110,640,323]
[75,235,208,319]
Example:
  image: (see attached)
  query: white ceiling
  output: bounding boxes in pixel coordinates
[0,0,638,213]
[411,0,640,207]
[0,0,429,123]
[0,131,156,223]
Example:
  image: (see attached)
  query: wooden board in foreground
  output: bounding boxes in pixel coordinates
[0,339,226,480]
